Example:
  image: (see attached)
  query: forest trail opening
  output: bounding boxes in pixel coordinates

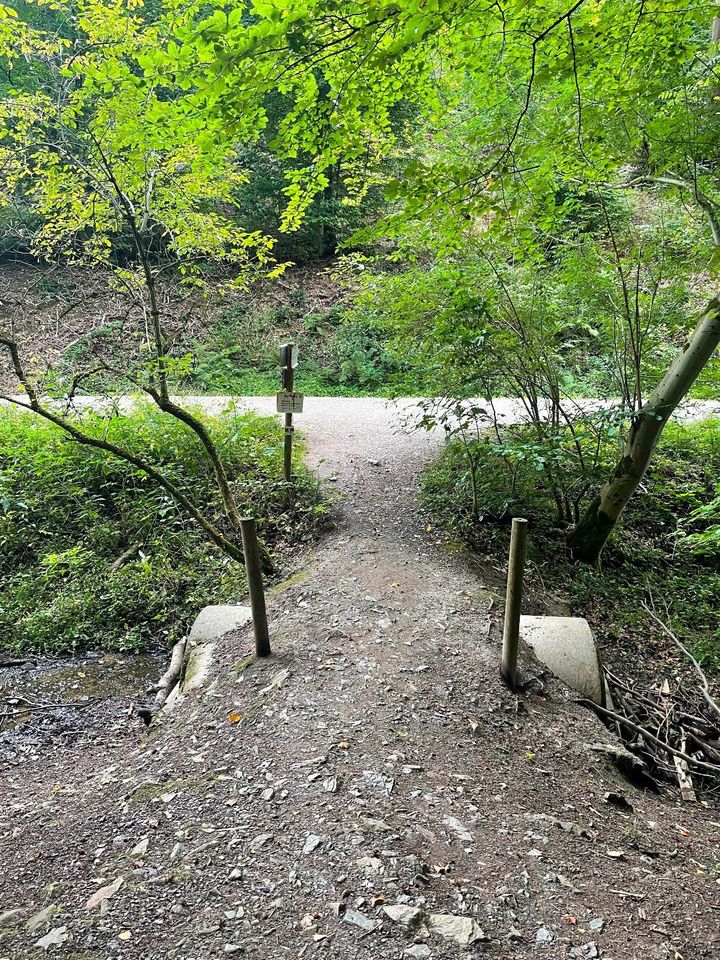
[0,399,719,959]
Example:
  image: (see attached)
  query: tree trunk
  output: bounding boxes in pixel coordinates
[571,295,720,563]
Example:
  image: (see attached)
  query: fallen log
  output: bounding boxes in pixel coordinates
[109,541,143,574]
[0,657,35,667]
[151,638,186,713]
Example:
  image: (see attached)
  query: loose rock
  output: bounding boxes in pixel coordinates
[428,914,486,945]
[302,833,323,855]
[84,876,124,912]
[26,905,58,933]
[36,926,70,951]
[442,816,473,843]
[404,946,432,959]
[343,909,378,933]
[382,904,424,927]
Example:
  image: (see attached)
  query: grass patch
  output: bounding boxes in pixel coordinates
[421,419,720,673]
[0,406,328,656]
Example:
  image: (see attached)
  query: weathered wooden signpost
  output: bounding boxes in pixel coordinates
[278,342,303,483]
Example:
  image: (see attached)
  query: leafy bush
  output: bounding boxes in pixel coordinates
[422,418,720,670]
[0,407,328,655]
[179,301,401,396]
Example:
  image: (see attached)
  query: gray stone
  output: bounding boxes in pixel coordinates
[383,904,424,927]
[0,909,24,926]
[36,926,70,951]
[343,909,378,933]
[569,944,600,959]
[442,816,473,843]
[428,914,486,945]
[521,616,607,705]
[302,834,323,855]
[26,906,59,933]
[249,833,273,852]
[129,837,149,858]
[536,926,554,943]
[404,947,432,959]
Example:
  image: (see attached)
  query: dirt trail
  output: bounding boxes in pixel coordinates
[1,400,719,960]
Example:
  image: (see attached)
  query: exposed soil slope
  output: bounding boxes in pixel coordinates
[0,399,718,960]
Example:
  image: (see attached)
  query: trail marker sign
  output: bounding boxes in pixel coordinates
[276,390,304,414]
[279,342,300,484]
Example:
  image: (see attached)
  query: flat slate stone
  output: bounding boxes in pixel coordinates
[188,605,252,643]
[520,615,607,705]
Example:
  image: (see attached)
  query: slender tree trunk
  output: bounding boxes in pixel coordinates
[571,295,720,563]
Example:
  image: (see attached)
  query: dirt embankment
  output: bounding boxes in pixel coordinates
[0,261,343,394]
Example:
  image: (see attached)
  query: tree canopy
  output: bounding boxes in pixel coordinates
[1,0,719,566]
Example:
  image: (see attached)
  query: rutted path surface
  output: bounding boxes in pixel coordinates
[1,400,719,959]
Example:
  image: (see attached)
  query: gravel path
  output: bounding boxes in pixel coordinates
[39,393,720,426]
[1,399,719,960]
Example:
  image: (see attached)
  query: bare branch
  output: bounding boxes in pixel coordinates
[0,336,252,568]
[642,601,720,722]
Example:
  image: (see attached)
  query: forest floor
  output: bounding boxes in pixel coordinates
[1,399,719,960]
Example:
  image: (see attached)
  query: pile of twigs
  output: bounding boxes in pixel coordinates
[589,605,720,803]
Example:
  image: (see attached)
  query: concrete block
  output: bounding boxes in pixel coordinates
[188,604,252,643]
[161,605,252,714]
[520,615,607,706]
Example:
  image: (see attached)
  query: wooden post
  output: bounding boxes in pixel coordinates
[240,517,271,657]
[501,517,528,689]
[281,343,295,483]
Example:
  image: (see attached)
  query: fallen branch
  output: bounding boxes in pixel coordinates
[151,638,186,713]
[579,699,720,777]
[685,728,720,763]
[0,698,99,717]
[109,541,143,574]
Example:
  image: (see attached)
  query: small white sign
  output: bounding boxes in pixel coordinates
[276,391,304,414]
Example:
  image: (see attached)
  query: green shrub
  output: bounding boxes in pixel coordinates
[177,300,401,396]
[0,407,328,655]
[422,418,720,671]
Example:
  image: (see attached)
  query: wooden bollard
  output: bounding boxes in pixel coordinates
[501,517,528,689]
[280,342,295,484]
[240,517,271,657]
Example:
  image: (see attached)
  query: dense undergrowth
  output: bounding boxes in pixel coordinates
[38,270,407,399]
[0,408,328,655]
[178,300,403,397]
[422,418,720,673]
